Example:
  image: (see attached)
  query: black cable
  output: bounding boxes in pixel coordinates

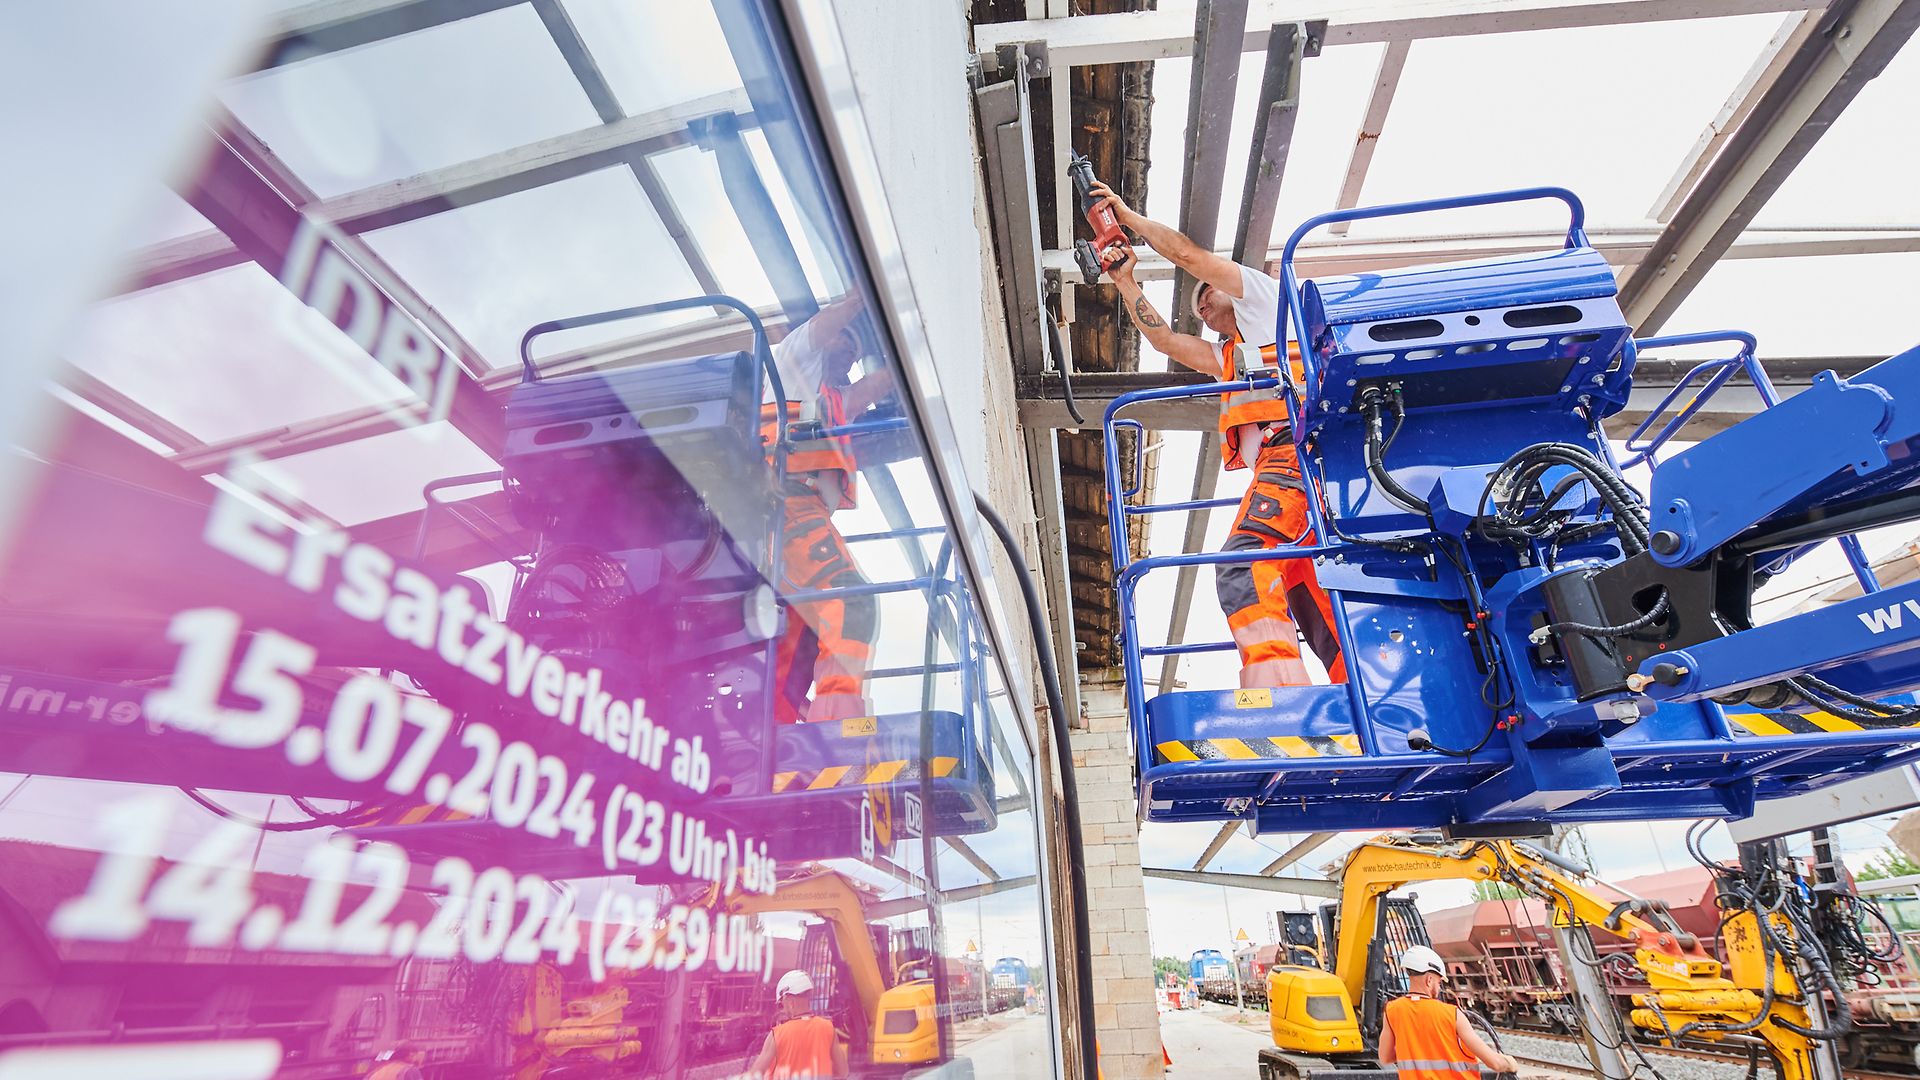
[1787,677,1920,728]
[180,788,374,832]
[1475,443,1650,556]
[972,494,1099,1080]
[1408,537,1510,758]
[1045,296,1087,426]
[1535,590,1669,641]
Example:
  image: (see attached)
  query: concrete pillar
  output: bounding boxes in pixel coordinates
[1071,683,1164,1080]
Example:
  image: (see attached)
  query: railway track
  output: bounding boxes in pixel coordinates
[1499,1027,1911,1080]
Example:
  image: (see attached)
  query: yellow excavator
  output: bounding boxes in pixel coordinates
[511,869,943,1076]
[1258,834,1835,1080]
[731,870,946,1068]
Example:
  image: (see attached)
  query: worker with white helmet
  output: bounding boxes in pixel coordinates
[1377,945,1518,1079]
[748,969,849,1078]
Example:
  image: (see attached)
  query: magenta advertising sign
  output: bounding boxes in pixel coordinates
[0,2,1054,1077]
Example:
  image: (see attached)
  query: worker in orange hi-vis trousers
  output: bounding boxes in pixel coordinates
[761,297,893,724]
[1094,183,1344,689]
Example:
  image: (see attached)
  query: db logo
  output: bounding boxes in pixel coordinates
[860,791,893,862]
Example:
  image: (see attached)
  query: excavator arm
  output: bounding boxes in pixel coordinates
[1327,836,1823,1080]
[731,870,889,1023]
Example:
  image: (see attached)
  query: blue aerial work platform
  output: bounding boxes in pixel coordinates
[1104,187,1920,834]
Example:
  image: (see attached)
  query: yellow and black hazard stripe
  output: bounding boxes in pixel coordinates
[772,755,959,793]
[1724,709,1919,737]
[1154,734,1360,765]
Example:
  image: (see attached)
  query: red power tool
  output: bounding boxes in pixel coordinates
[1069,151,1128,285]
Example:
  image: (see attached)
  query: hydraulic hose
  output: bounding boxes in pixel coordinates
[1361,392,1430,516]
[972,494,1099,1080]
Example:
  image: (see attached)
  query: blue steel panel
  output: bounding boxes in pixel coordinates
[1649,370,1897,566]
[1646,578,1920,704]
[1301,248,1617,328]
[1144,685,1354,742]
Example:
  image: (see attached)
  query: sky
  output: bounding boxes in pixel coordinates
[1121,8,1920,964]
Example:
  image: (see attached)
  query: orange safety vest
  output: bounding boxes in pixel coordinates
[769,1014,839,1078]
[761,386,857,510]
[1383,995,1480,1080]
[1217,336,1306,472]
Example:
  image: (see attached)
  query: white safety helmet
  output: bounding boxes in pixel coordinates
[776,969,815,1000]
[1401,944,1446,977]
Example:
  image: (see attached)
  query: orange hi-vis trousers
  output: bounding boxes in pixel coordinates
[1214,439,1346,681]
[774,484,875,724]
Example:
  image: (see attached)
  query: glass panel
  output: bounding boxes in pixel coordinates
[64,263,419,443]
[561,0,747,116]
[0,4,1058,1078]
[362,167,707,370]
[222,5,599,199]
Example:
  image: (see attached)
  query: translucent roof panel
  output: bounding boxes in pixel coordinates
[121,187,213,249]
[63,263,416,443]
[1347,13,1788,234]
[1758,36,1920,224]
[220,4,598,198]
[560,0,746,115]
[361,166,706,370]
[651,145,780,308]
[258,420,498,526]
[1143,42,1389,249]
[1664,251,1920,357]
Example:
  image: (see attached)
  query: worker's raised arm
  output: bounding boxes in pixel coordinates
[1090,181,1243,298]
[1455,1010,1519,1074]
[1106,247,1221,378]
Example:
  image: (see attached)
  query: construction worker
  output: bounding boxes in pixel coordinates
[1377,945,1518,1078]
[763,298,892,724]
[749,969,849,1079]
[1093,182,1344,689]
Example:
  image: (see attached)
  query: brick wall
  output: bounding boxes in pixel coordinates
[1071,685,1163,1079]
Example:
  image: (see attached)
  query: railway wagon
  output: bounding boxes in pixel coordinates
[1422,896,1574,1031]
[1427,866,1920,1072]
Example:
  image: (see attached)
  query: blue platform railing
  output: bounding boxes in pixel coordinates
[1616,330,1880,594]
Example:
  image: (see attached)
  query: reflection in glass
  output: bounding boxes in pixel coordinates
[0,1,1057,1076]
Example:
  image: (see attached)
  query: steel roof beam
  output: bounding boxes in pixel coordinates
[1620,0,1920,333]
[1326,39,1409,237]
[1025,427,1085,728]
[1018,355,1883,433]
[1649,10,1823,223]
[1143,866,1339,898]
[124,90,753,295]
[1193,820,1242,870]
[1231,21,1313,268]
[1171,0,1250,337]
[256,0,522,68]
[1257,831,1335,876]
[975,0,1825,67]
[1044,225,1920,284]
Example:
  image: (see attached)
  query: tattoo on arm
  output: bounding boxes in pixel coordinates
[1132,296,1164,329]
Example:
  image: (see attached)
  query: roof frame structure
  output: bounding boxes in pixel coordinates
[974,0,1827,65]
[1620,0,1920,332]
